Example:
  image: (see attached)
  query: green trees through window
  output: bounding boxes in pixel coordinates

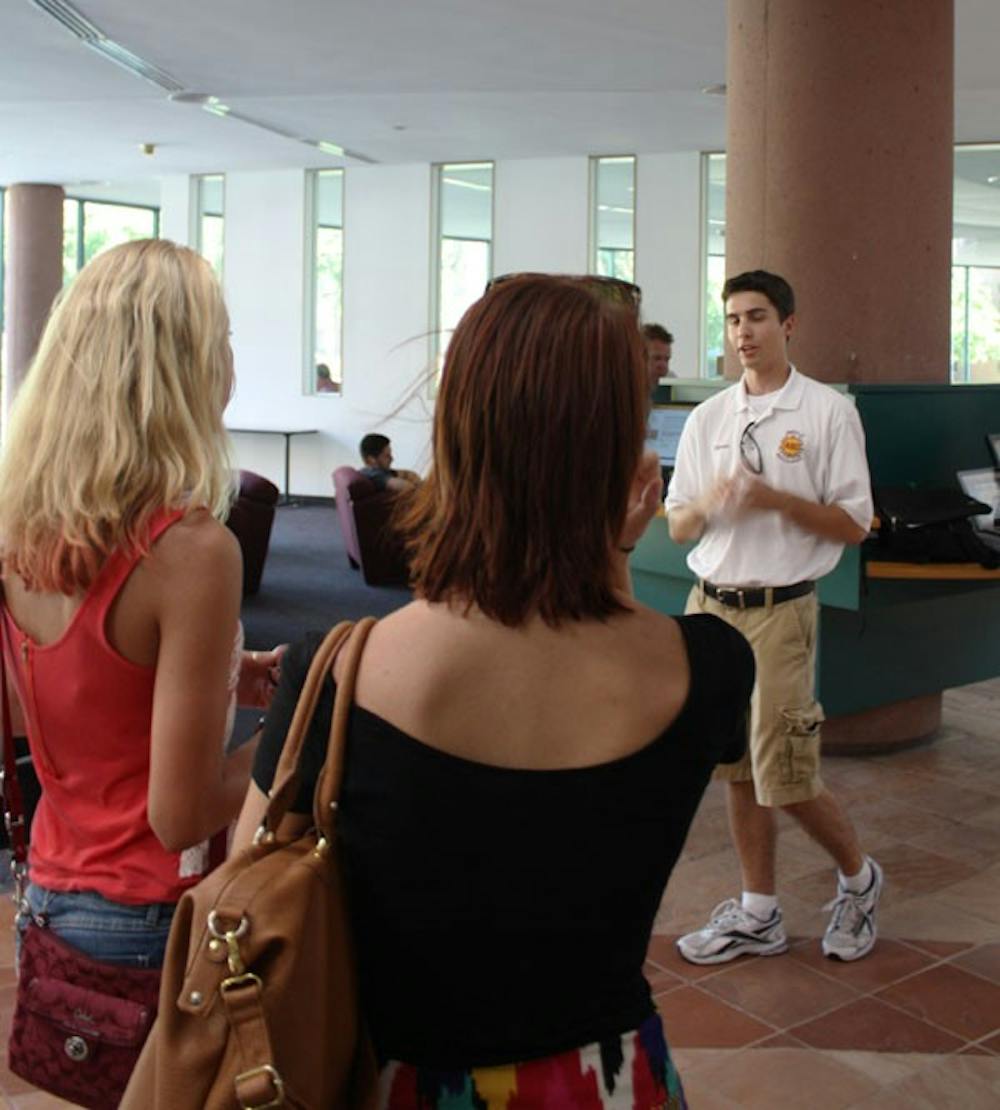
[62,198,159,284]
[701,146,1000,383]
[308,170,344,394]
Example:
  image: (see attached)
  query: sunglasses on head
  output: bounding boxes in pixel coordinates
[484,272,642,312]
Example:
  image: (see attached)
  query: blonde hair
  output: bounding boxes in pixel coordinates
[0,239,234,593]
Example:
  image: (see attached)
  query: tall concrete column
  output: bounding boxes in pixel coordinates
[3,184,64,415]
[726,2,956,753]
[725,0,954,384]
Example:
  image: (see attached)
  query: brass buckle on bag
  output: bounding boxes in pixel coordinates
[220,970,263,995]
[221,972,263,999]
[234,1062,285,1109]
[207,911,250,975]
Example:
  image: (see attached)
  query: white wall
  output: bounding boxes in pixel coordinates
[158,152,706,495]
[493,157,590,275]
[635,152,703,378]
[213,165,435,497]
[158,175,193,246]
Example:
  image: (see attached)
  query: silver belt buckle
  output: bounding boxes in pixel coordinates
[717,586,745,608]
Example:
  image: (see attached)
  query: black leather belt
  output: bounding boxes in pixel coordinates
[701,579,815,609]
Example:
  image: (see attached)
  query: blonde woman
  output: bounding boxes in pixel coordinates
[0,239,277,968]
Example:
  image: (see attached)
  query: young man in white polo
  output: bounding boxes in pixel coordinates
[666,270,881,963]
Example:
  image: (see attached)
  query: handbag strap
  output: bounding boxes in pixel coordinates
[261,617,376,839]
[314,617,376,839]
[220,974,285,1109]
[0,604,28,874]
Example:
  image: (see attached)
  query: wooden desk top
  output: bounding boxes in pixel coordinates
[866,560,1000,580]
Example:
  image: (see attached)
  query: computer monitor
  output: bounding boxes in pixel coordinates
[646,405,692,468]
[987,433,1000,469]
[957,468,1000,532]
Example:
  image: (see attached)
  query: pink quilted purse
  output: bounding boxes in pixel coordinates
[9,924,160,1109]
[1,611,161,1108]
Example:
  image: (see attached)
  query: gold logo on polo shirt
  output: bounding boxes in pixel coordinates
[777,430,805,462]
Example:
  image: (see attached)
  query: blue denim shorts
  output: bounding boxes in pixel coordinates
[16,882,175,970]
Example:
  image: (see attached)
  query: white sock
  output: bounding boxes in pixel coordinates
[840,858,872,894]
[742,891,779,920]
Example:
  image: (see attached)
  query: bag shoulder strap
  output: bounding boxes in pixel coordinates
[261,617,377,839]
[0,601,28,872]
[314,617,377,838]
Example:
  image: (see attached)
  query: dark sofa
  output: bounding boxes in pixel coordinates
[332,466,410,586]
[225,469,280,595]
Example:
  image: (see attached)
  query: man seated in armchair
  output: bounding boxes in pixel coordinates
[359,433,420,493]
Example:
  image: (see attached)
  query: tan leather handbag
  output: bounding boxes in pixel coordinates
[122,619,378,1109]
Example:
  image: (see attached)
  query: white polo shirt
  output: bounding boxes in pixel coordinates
[665,367,873,587]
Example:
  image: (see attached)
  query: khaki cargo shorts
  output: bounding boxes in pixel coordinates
[685,585,825,807]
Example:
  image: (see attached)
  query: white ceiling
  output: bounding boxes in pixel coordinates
[0,0,999,191]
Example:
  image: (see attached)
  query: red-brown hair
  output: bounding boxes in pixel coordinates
[399,274,647,626]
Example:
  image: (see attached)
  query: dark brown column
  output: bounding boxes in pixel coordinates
[725,0,954,384]
[4,184,64,411]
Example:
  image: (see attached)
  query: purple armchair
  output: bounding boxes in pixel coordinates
[225,469,280,595]
[332,466,410,586]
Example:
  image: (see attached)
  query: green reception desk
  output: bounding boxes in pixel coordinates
[633,382,1000,753]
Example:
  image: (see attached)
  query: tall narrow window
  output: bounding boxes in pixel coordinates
[701,152,726,378]
[306,169,344,394]
[952,145,1000,383]
[62,197,159,285]
[195,174,225,276]
[431,162,493,376]
[590,156,635,281]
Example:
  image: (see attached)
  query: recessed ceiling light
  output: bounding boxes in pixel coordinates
[988,174,1000,185]
[702,83,727,96]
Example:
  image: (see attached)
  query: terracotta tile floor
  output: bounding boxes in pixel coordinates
[1,681,999,1107]
[647,677,1000,1108]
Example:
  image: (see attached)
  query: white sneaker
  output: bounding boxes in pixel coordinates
[677,898,788,965]
[822,857,884,961]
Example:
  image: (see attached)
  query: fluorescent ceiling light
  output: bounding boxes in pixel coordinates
[29,0,184,93]
[30,0,376,162]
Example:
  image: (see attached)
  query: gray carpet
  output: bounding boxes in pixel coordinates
[241,502,412,650]
[234,502,411,742]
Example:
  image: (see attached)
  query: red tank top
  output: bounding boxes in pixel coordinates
[2,508,210,905]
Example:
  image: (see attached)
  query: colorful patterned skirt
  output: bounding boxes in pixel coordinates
[378,1014,686,1109]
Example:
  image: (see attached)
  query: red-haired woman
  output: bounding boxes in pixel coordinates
[235,275,753,1108]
